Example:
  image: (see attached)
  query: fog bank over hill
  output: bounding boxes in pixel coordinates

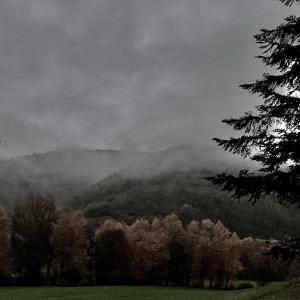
[11,147,150,181]
[0,144,298,239]
[0,144,252,207]
[70,152,299,240]
[0,147,148,207]
[118,144,255,179]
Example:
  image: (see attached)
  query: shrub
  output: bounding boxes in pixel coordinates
[236,282,255,289]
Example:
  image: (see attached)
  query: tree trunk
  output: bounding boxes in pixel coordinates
[225,278,229,289]
[46,259,52,283]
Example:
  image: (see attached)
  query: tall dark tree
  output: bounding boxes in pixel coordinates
[167,241,190,286]
[11,193,57,284]
[0,208,11,280]
[95,229,132,284]
[208,0,300,262]
[208,0,300,205]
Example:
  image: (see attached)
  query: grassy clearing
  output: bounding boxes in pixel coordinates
[0,286,249,300]
[240,278,300,300]
[0,279,299,300]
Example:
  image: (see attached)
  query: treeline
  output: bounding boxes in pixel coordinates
[0,193,297,287]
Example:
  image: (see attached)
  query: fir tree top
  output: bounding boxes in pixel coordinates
[208,0,300,204]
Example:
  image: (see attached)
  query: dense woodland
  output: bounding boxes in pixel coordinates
[71,170,300,239]
[0,193,299,287]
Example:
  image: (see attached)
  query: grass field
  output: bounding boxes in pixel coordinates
[0,279,299,300]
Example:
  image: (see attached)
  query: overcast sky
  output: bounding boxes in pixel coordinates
[0,0,298,156]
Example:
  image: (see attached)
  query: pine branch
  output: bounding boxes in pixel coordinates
[280,0,300,6]
[206,166,300,204]
[252,132,300,171]
[213,131,274,157]
[222,112,263,133]
[257,44,300,72]
[255,16,300,47]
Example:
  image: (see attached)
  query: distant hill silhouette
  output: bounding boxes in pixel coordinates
[0,144,236,207]
[0,147,149,207]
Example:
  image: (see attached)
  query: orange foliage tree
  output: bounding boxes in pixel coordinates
[51,209,87,284]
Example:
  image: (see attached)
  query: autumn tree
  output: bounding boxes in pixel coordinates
[130,218,168,284]
[95,220,132,284]
[192,220,243,288]
[89,215,280,286]
[192,219,214,287]
[186,220,202,286]
[11,193,57,284]
[167,241,190,286]
[240,238,280,284]
[129,218,151,282]
[222,232,243,288]
[0,208,11,280]
[162,214,190,286]
[149,218,170,282]
[163,214,186,244]
[51,209,87,284]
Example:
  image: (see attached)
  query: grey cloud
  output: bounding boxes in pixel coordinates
[0,0,298,156]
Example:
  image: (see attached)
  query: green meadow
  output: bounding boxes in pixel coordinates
[1,280,299,300]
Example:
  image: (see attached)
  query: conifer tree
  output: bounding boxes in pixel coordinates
[208,0,300,205]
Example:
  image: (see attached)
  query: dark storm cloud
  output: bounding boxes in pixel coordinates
[0,0,297,156]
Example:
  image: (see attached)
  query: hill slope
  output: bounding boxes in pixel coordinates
[0,144,239,207]
[71,168,300,239]
[2,144,299,239]
[0,147,149,207]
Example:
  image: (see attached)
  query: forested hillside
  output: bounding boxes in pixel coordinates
[71,168,300,239]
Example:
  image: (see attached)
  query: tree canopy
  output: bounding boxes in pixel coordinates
[11,193,57,283]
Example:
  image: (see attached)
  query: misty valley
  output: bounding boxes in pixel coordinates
[0,145,300,296]
[1,146,299,239]
[1,0,300,299]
